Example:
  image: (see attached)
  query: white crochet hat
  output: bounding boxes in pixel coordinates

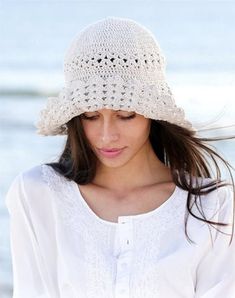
[36,16,195,136]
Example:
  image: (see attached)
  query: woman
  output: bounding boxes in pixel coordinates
[5,16,235,298]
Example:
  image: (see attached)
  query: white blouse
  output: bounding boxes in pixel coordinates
[5,164,235,298]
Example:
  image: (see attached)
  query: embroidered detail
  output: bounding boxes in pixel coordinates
[41,164,114,232]
[40,163,187,297]
[41,164,80,228]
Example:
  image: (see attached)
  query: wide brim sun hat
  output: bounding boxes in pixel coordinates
[36,16,195,136]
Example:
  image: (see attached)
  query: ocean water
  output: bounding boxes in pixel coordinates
[0,1,235,296]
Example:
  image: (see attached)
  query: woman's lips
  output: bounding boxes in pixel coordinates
[98,148,125,158]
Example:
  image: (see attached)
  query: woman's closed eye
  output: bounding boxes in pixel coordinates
[80,113,136,121]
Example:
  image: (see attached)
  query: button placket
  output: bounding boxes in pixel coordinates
[114,216,133,298]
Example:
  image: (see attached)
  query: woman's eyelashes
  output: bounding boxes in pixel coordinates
[80,113,136,121]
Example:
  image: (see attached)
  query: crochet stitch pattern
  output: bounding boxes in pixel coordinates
[36,17,194,136]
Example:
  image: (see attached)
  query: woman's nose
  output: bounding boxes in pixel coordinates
[100,121,119,142]
[101,133,119,143]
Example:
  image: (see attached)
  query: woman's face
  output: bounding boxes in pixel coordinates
[80,108,151,168]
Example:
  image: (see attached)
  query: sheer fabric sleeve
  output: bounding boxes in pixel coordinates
[195,186,235,298]
[5,173,50,298]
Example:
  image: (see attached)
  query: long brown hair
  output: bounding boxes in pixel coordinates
[46,115,235,246]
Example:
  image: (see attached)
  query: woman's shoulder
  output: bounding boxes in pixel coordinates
[13,164,50,188]
[20,163,71,195]
[6,164,61,201]
[20,163,44,180]
[6,164,43,192]
[5,164,44,212]
[5,164,62,213]
[15,163,63,185]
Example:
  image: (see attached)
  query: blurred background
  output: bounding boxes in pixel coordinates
[0,0,235,297]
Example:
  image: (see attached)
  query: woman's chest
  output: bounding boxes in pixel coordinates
[77,182,176,223]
